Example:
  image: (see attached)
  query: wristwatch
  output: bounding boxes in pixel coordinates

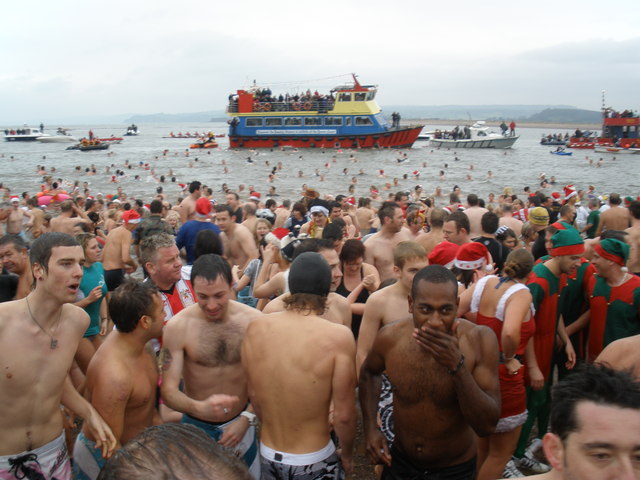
[240,411,258,426]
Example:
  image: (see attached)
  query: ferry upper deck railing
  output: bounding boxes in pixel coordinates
[227,99,336,114]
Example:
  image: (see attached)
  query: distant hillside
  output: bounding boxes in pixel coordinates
[524,108,601,124]
[387,105,574,121]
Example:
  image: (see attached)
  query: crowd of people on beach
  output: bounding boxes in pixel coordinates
[2,167,640,480]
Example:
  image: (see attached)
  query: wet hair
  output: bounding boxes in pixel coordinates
[265,199,276,209]
[29,233,78,274]
[502,249,534,280]
[149,199,163,214]
[393,241,427,269]
[292,238,335,260]
[87,211,100,224]
[243,202,256,216]
[59,199,74,212]
[193,229,223,259]
[609,193,622,205]
[600,230,628,242]
[629,201,640,220]
[358,197,371,208]
[0,234,28,254]
[496,227,517,245]
[291,202,307,217]
[550,363,640,442]
[139,233,176,267]
[467,193,479,206]
[447,211,470,234]
[377,201,400,223]
[191,254,232,286]
[559,203,575,218]
[108,279,159,333]
[214,204,234,217]
[97,423,252,480]
[75,232,96,251]
[74,221,91,233]
[449,192,460,204]
[480,211,499,235]
[226,191,240,201]
[429,208,448,228]
[188,181,202,194]
[322,221,344,243]
[340,239,365,264]
[411,265,458,300]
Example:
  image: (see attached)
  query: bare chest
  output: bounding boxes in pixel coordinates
[186,321,244,368]
[127,356,159,408]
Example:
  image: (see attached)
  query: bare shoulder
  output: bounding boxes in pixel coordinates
[229,300,262,324]
[458,318,497,345]
[63,302,90,330]
[597,335,640,367]
[329,292,349,309]
[263,293,287,313]
[165,303,199,329]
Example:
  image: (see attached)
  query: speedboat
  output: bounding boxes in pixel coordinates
[550,149,572,156]
[4,125,49,141]
[416,130,435,141]
[430,122,519,149]
[37,128,77,143]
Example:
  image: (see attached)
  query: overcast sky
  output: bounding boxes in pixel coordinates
[2,0,639,123]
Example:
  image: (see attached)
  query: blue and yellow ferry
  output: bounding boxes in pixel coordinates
[226,74,423,149]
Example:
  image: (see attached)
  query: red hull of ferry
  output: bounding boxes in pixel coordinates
[228,126,423,149]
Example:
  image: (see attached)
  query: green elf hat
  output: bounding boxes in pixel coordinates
[550,228,584,257]
[594,238,629,267]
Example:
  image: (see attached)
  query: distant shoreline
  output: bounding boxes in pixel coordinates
[412,119,601,130]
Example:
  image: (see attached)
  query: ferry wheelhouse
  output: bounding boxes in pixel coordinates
[226,75,423,149]
[568,107,639,150]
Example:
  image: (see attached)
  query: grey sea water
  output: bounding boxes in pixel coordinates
[1,122,637,204]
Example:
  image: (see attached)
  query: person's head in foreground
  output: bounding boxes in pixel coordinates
[97,423,251,480]
[539,362,640,480]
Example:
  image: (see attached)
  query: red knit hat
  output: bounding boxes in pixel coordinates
[454,242,490,271]
[195,197,212,216]
[428,241,459,269]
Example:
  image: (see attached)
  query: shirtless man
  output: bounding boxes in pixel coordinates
[26,197,46,239]
[498,204,523,238]
[364,202,411,282]
[74,280,164,479]
[262,238,351,328]
[178,181,202,224]
[626,200,640,275]
[596,193,630,236]
[161,254,261,478]
[443,210,472,246]
[0,233,115,480]
[5,196,31,236]
[356,197,376,236]
[464,194,488,239]
[356,241,428,370]
[596,334,640,378]
[272,199,291,229]
[215,204,258,274]
[416,207,447,256]
[242,252,356,478]
[49,200,90,235]
[102,210,140,291]
[506,363,640,480]
[360,265,500,479]
[0,235,33,299]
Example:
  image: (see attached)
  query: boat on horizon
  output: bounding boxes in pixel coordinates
[430,121,519,149]
[125,124,139,136]
[226,74,423,149]
[568,103,639,150]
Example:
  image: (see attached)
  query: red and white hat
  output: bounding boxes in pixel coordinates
[454,242,490,271]
[10,196,19,203]
[564,184,577,201]
[122,209,141,224]
[249,192,261,201]
[428,241,459,269]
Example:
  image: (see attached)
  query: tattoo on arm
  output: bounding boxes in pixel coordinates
[161,348,173,371]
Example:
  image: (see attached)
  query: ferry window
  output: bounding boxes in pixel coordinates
[346,117,352,126]
[246,118,263,127]
[339,93,351,102]
[284,117,302,126]
[325,117,343,126]
[355,117,373,126]
[477,130,487,137]
[265,118,282,126]
[366,91,376,101]
[304,117,322,126]
[354,92,366,101]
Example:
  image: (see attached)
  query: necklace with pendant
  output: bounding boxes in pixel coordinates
[25,296,62,349]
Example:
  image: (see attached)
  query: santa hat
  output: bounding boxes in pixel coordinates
[454,242,490,271]
[594,238,629,267]
[550,229,584,257]
[10,196,19,203]
[428,241,459,269]
[195,197,212,216]
[122,210,141,224]
[563,184,577,201]
[249,192,261,201]
[551,192,561,200]
[346,196,356,206]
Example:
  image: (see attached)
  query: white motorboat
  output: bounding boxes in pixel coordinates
[37,129,77,143]
[594,146,640,154]
[416,130,435,141]
[4,125,49,141]
[430,121,519,149]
